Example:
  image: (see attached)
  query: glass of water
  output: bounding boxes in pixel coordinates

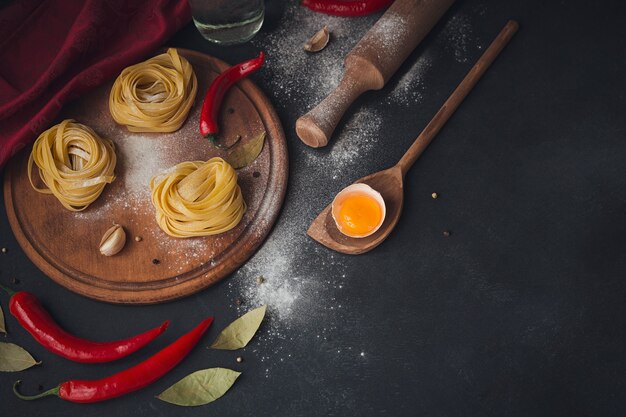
[188,0,265,45]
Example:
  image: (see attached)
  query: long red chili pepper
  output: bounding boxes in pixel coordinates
[13,317,214,403]
[301,0,394,16]
[0,284,168,363]
[200,51,265,143]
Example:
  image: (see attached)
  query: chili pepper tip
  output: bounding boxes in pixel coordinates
[13,381,60,401]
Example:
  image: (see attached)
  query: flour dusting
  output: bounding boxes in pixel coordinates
[252,7,377,108]
[387,49,433,105]
[116,134,170,197]
[441,13,476,63]
[226,5,486,374]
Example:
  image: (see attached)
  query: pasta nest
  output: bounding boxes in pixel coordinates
[28,119,116,211]
[150,158,246,237]
[109,48,197,132]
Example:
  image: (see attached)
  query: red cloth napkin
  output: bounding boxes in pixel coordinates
[0,0,191,167]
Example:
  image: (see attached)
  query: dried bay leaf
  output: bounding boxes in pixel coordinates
[0,342,40,372]
[0,304,5,334]
[157,368,241,406]
[211,305,266,350]
[224,131,266,169]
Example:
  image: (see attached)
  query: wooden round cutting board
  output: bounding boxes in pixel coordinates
[3,49,288,304]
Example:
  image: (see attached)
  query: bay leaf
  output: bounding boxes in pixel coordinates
[210,305,266,350]
[0,304,5,334]
[224,131,266,169]
[157,368,241,406]
[0,342,40,372]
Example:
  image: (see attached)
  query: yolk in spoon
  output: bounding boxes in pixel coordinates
[335,193,383,237]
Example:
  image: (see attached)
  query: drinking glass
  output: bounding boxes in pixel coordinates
[188,0,265,45]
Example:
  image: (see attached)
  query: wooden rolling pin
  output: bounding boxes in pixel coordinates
[296,0,455,148]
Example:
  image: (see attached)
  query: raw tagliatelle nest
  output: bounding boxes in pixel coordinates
[109,48,197,133]
[27,119,117,211]
[150,158,246,238]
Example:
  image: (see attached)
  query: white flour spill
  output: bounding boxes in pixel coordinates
[229,4,485,374]
[253,7,377,107]
[362,11,408,62]
[116,134,169,198]
[440,13,476,63]
[305,105,383,168]
[387,49,433,105]
[230,8,381,352]
[228,198,348,319]
[227,202,349,372]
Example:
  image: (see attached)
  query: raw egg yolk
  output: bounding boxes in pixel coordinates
[335,193,383,237]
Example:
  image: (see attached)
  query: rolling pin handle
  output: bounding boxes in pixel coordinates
[296,65,380,148]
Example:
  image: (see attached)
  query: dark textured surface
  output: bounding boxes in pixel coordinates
[1,0,626,416]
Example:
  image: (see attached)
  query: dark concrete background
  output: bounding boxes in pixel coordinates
[1,0,626,415]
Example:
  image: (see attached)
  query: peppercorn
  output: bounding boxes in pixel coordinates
[235,298,242,306]
[256,276,265,284]
[431,192,438,199]
[152,259,160,265]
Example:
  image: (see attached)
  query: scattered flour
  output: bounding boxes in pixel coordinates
[226,4,485,371]
[227,207,349,369]
[228,8,381,348]
[305,105,383,169]
[252,7,377,108]
[387,49,433,105]
[116,134,170,198]
[228,199,348,321]
[440,13,476,63]
[360,11,408,62]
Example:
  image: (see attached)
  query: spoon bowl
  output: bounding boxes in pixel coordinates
[308,166,404,255]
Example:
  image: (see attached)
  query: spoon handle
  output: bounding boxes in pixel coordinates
[397,20,519,177]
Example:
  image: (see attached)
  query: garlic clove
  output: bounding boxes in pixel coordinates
[99,224,126,256]
[304,25,330,53]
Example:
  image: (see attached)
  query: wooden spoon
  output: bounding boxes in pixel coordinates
[308,20,519,255]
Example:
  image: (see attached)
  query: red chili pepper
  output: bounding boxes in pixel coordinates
[301,0,394,16]
[0,284,168,363]
[200,51,265,144]
[13,317,213,403]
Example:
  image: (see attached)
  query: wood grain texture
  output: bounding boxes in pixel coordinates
[3,49,288,304]
[296,0,455,148]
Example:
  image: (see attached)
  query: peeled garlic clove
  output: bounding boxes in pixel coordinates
[99,224,126,256]
[304,25,330,53]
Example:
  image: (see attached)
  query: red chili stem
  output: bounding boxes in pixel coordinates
[13,317,214,403]
[0,282,16,296]
[301,0,394,16]
[8,290,168,363]
[199,51,265,140]
[13,382,59,401]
